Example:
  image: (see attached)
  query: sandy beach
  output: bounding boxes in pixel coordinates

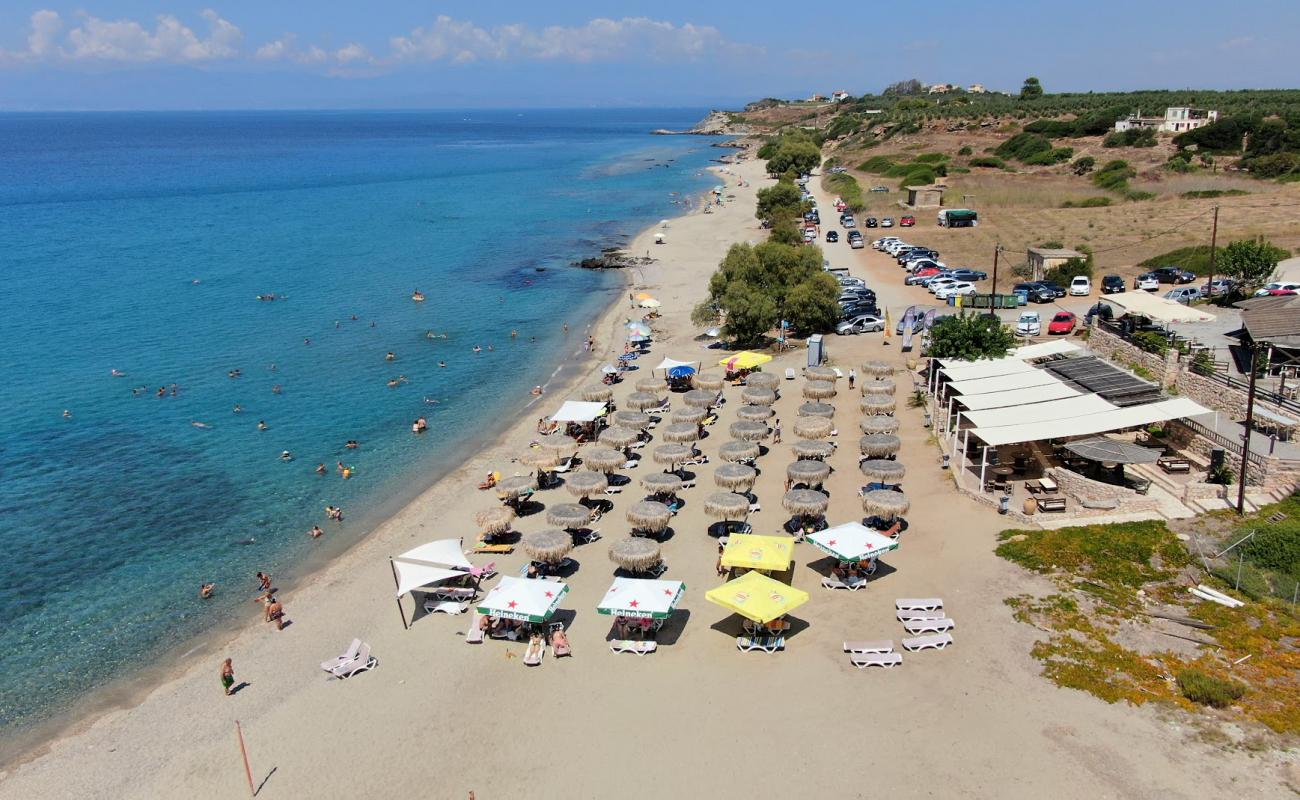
[2,153,1294,800]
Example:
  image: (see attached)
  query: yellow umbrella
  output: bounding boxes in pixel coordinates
[720,533,795,573]
[634,292,655,301]
[705,570,809,624]
[718,351,773,372]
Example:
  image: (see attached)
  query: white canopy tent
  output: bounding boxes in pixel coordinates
[961,393,1118,429]
[596,577,685,619]
[655,357,700,372]
[946,370,1062,396]
[393,562,462,599]
[390,538,477,629]
[939,358,1037,382]
[968,397,1210,447]
[551,401,607,423]
[955,383,1079,411]
[1101,293,1216,323]
[394,539,472,570]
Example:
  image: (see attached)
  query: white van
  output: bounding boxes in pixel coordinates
[1069,276,1091,296]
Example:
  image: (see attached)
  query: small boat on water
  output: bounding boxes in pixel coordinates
[411,290,426,302]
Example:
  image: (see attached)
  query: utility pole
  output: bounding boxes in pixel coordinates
[1206,205,1219,296]
[991,244,1002,297]
[1238,343,1259,515]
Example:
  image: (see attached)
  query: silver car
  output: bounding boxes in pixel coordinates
[836,314,885,335]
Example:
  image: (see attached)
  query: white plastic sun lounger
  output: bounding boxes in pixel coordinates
[903,618,954,634]
[842,640,893,655]
[465,612,485,644]
[902,633,953,651]
[850,652,902,669]
[424,599,467,615]
[896,598,943,612]
[896,610,946,622]
[320,639,362,673]
[610,640,657,656]
[325,642,376,679]
[822,576,867,591]
[523,639,546,666]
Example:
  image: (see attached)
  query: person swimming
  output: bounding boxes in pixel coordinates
[257,420,268,431]
[385,352,396,361]
[438,361,446,368]
[233,404,242,413]
[315,463,327,475]
[62,409,72,418]
[411,290,425,302]
[192,421,210,429]
[111,369,125,378]
[472,346,482,354]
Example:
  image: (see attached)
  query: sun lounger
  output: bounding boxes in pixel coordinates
[552,457,575,474]
[1037,497,1067,513]
[465,612,485,644]
[549,622,572,657]
[605,485,625,495]
[822,575,867,591]
[896,610,946,622]
[610,639,658,656]
[842,640,893,655]
[474,542,514,554]
[429,586,475,601]
[523,638,546,666]
[784,368,796,380]
[320,638,362,673]
[578,528,602,544]
[896,598,943,612]
[850,652,902,669]
[903,617,955,634]
[736,635,785,653]
[323,641,376,679]
[902,633,953,651]
[424,599,467,615]
[680,478,696,489]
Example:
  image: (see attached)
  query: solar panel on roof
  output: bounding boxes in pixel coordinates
[1043,357,1161,407]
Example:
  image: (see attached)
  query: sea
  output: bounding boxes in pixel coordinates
[0,108,723,742]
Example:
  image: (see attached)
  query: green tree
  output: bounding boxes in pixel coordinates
[784,275,842,335]
[1218,239,1291,291]
[755,181,803,224]
[927,314,1015,360]
[719,282,778,345]
[1020,76,1044,99]
[768,219,804,246]
[766,140,822,175]
[1072,156,1096,175]
[702,242,839,344]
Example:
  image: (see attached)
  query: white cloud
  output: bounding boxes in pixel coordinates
[333,43,371,65]
[1218,35,1253,50]
[2,8,242,64]
[387,15,759,65]
[255,33,327,64]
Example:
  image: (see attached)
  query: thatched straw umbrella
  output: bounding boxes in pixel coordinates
[859,433,902,458]
[859,416,901,435]
[861,459,907,481]
[635,377,666,394]
[746,372,780,390]
[539,436,579,460]
[793,416,834,440]
[565,470,608,497]
[599,426,642,449]
[783,488,829,516]
[519,449,560,470]
[524,529,574,563]
[652,444,693,468]
[803,380,836,400]
[682,389,717,409]
[719,439,760,463]
[861,360,893,377]
[805,366,838,382]
[692,371,724,391]
[742,387,777,406]
[787,459,831,487]
[791,439,835,460]
[735,404,773,422]
[582,446,626,473]
[862,489,910,520]
[704,491,750,520]
[798,402,835,419]
[662,422,701,443]
[861,395,896,415]
[729,420,770,441]
[672,407,708,424]
[495,474,537,498]
[714,463,758,490]
[581,385,614,402]
[639,471,683,496]
[626,500,672,534]
[625,391,662,411]
[612,411,651,429]
[860,378,896,397]
[475,506,515,534]
[608,537,662,573]
[547,503,593,530]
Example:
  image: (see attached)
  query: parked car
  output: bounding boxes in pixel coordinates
[905,267,944,286]
[1038,280,1067,298]
[838,276,866,287]
[1101,274,1125,294]
[873,237,901,250]
[934,281,976,300]
[841,217,856,229]
[1013,282,1056,303]
[881,217,895,228]
[899,248,940,265]
[840,302,878,318]
[896,312,949,334]
[1047,311,1077,335]
[1135,272,1160,291]
[836,314,886,335]
[884,241,911,256]
[1255,281,1300,296]
[863,217,878,228]
[1153,267,1196,284]
[899,215,916,227]
[1164,286,1202,304]
[1069,276,1091,296]
[906,259,947,274]
[849,237,865,249]
[945,268,988,282]
[1201,278,1234,296]
[870,185,889,192]
[825,230,839,243]
[927,278,959,295]
[1016,311,1042,337]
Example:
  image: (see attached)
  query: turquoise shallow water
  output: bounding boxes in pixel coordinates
[0,109,721,733]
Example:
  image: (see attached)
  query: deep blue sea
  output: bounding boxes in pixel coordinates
[0,109,721,735]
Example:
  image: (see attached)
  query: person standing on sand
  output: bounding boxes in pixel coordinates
[221,658,235,696]
[265,597,285,630]
[773,419,782,443]
[848,369,856,390]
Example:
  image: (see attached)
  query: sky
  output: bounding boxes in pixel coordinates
[0,1,1294,110]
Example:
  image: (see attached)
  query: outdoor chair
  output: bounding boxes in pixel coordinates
[423,600,467,615]
[850,652,902,669]
[842,640,893,655]
[320,639,362,673]
[1158,456,1191,474]
[1037,497,1067,513]
[903,618,955,635]
[322,641,376,679]
[902,633,953,652]
[474,542,514,555]
[896,598,943,612]
[822,575,866,591]
[610,640,657,656]
[896,610,946,622]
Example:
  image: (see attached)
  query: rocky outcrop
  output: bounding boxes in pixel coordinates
[573,248,653,270]
[651,110,752,136]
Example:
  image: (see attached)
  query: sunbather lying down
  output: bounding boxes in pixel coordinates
[525,634,545,661]
[550,627,571,656]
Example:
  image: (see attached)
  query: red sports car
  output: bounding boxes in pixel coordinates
[899,215,916,227]
[1047,311,1077,335]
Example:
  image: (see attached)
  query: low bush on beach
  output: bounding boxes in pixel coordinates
[968,156,1006,169]
[996,521,1189,588]
[1177,669,1246,708]
[1060,196,1112,208]
[857,155,897,173]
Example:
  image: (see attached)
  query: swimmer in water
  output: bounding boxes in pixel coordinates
[530,385,543,396]
[487,345,494,352]
[345,440,359,449]
[423,397,439,405]
[63,409,72,418]
[315,463,327,475]
[272,385,282,394]
[233,404,242,413]
[192,421,210,429]
[308,525,323,539]
[258,420,268,431]
[199,583,215,599]
[385,352,395,361]
[510,329,518,338]
[472,346,482,354]
[304,338,311,346]
[280,451,292,461]
[438,361,446,368]
[111,369,125,378]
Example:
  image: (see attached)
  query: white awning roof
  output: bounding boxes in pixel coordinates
[655,357,699,371]
[551,400,607,423]
[946,370,1062,395]
[961,394,1117,429]
[392,562,463,598]
[940,358,1037,382]
[969,398,1211,446]
[1101,293,1216,323]
[936,340,1080,369]
[394,538,472,570]
[955,383,1080,410]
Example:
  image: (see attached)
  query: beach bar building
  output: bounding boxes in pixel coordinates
[905,184,945,209]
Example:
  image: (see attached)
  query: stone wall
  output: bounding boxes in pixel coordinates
[1047,466,1161,514]
[1086,326,1177,386]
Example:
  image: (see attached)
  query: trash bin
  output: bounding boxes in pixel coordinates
[941,454,950,470]
[998,495,1010,514]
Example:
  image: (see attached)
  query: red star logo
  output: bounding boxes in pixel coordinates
[828,539,837,546]
[507,600,518,609]
[545,591,554,598]
[663,589,672,595]
[629,599,639,607]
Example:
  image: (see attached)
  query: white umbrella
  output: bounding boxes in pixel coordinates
[596,577,685,619]
[476,576,569,622]
[806,522,900,562]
